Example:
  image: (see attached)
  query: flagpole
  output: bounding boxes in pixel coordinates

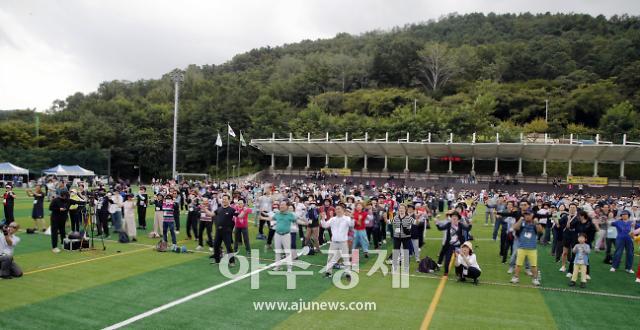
[216,131,219,179]
[238,130,242,181]
[226,123,230,180]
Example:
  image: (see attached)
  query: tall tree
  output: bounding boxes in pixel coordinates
[417,42,459,92]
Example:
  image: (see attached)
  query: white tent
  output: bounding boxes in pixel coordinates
[43,165,95,177]
[0,162,29,175]
[42,165,70,176]
[65,165,95,176]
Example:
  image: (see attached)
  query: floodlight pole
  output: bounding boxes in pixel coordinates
[545,99,549,123]
[170,69,184,180]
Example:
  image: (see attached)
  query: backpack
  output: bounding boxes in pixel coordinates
[306,241,316,255]
[172,245,188,253]
[418,256,440,273]
[118,231,130,243]
[156,240,168,252]
[307,208,319,222]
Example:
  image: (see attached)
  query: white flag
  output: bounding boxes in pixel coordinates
[228,124,236,137]
[240,132,246,147]
[215,133,222,147]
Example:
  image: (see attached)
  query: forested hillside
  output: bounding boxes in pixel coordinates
[2,12,640,178]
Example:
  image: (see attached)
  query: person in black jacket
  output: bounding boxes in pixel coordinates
[211,194,238,265]
[136,186,148,230]
[96,193,112,238]
[2,185,16,224]
[532,201,552,244]
[495,201,517,263]
[172,190,181,234]
[49,191,85,253]
[179,183,189,211]
[436,211,468,276]
[559,204,579,274]
[567,210,598,277]
[185,191,200,240]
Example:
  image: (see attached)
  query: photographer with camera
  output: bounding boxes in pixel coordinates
[49,191,85,253]
[0,222,22,279]
[69,188,87,232]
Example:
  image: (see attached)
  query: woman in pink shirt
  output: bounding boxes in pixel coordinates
[233,199,253,256]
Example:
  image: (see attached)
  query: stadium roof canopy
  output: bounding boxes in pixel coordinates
[250,133,640,163]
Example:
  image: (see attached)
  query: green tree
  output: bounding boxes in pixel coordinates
[599,101,639,141]
[523,118,549,133]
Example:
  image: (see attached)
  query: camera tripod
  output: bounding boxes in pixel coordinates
[81,194,106,251]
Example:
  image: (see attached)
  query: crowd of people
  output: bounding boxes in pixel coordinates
[482,189,640,286]
[3,175,640,288]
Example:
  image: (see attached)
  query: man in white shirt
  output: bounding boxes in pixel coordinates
[0,222,22,279]
[256,190,273,240]
[108,191,124,232]
[321,204,354,278]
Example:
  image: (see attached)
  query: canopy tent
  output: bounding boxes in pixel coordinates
[65,165,95,176]
[43,165,95,177]
[0,162,29,175]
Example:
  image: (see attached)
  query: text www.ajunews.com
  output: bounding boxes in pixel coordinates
[254,300,377,313]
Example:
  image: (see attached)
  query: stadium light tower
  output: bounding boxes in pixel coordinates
[170,69,184,180]
[545,90,551,124]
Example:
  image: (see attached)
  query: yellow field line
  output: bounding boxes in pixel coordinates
[420,253,456,330]
[24,247,151,275]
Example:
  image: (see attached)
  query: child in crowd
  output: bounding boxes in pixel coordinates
[570,233,590,288]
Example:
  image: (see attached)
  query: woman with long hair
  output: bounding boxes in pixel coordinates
[26,185,46,232]
[559,204,578,273]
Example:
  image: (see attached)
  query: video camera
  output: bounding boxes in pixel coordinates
[85,189,106,200]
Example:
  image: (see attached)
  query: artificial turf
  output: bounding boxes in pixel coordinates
[1,187,639,329]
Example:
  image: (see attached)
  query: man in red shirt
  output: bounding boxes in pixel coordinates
[233,199,253,256]
[352,201,369,258]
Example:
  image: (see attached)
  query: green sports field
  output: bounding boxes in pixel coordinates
[1,188,639,329]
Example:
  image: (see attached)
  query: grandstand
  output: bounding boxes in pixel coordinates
[251,132,640,187]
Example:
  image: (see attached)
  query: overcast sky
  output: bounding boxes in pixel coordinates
[1,0,639,111]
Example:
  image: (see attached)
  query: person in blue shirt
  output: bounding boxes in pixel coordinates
[510,210,544,286]
[610,210,635,274]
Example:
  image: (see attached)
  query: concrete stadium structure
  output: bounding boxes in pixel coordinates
[251,132,640,185]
